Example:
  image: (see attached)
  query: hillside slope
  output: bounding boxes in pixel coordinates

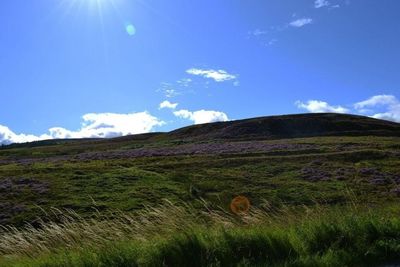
[3,113,399,150]
[167,113,400,140]
[0,113,399,227]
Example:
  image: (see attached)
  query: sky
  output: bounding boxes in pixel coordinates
[1,0,399,144]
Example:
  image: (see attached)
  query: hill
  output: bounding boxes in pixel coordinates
[3,113,400,150]
[0,113,399,225]
[1,113,400,266]
[167,113,400,140]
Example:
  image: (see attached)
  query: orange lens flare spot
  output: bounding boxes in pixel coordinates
[230,196,250,215]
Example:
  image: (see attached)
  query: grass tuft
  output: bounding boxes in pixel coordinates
[1,201,400,266]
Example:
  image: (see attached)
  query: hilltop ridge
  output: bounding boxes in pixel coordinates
[3,113,399,149]
[166,113,400,141]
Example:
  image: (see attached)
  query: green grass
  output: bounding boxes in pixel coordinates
[1,201,400,267]
[0,136,400,226]
[0,114,399,265]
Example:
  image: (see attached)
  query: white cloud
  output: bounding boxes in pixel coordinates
[0,125,48,145]
[295,100,349,113]
[296,95,400,123]
[289,18,313,28]
[372,110,400,122]
[159,100,178,110]
[173,109,229,124]
[165,89,177,98]
[158,78,194,98]
[354,95,400,122]
[0,112,164,145]
[158,82,180,98]
[314,0,330,8]
[74,112,164,138]
[249,29,268,36]
[158,69,237,98]
[267,39,278,46]
[176,78,192,87]
[354,95,398,109]
[186,68,237,82]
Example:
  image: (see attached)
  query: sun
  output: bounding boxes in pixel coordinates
[57,0,139,37]
[86,0,111,10]
[58,0,121,17]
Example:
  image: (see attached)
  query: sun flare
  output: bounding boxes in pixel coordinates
[59,0,122,16]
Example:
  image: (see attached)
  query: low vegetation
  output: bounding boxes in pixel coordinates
[0,114,399,266]
[1,200,400,266]
[1,134,400,227]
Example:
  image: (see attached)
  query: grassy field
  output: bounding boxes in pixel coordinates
[2,201,400,267]
[1,135,399,226]
[0,113,399,266]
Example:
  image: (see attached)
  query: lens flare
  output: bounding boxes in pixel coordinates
[125,24,136,36]
[230,196,250,215]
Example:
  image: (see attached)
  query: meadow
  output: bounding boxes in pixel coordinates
[0,114,400,266]
[2,201,400,266]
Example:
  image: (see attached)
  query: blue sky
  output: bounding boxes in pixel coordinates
[1,0,399,144]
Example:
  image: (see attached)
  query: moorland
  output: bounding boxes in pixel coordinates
[1,113,400,266]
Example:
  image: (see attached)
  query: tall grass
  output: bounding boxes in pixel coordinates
[1,200,400,266]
